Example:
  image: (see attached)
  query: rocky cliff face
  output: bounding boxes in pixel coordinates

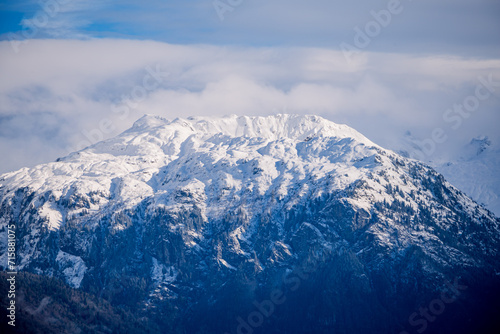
[1,114,499,333]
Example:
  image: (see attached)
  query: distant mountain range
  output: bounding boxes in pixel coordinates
[1,114,499,333]
[398,133,500,216]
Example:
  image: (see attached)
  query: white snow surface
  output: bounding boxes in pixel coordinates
[56,250,87,288]
[39,202,63,231]
[0,114,385,228]
[433,144,500,217]
[151,257,177,284]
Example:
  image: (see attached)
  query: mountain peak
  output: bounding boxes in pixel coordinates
[130,114,169,130]
[468,135,491,156]
[126,113,375,146]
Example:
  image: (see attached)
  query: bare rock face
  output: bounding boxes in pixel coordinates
[1,114,499,333]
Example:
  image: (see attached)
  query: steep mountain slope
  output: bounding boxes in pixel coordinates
[0,271,157,334]
[1,114,499,334]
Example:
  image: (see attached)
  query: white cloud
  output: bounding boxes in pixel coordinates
[0,39,499,173]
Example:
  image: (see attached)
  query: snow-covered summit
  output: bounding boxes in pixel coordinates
[464,135,491,158]
[0,114,382,231]
[40,114,378,176]
[126,113,376,145]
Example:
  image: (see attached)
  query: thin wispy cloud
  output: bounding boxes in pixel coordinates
[13,0,108,39]
[2,1,499,56]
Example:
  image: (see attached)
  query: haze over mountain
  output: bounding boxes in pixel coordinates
[399,133,500,216]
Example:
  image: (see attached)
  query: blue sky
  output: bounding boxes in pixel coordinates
[1,0,499,55]
[0,0,499,174]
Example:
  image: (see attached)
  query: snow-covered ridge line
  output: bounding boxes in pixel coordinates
[0,114,381,230]
[126,114,377,146]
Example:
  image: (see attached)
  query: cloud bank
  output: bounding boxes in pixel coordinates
[0,38,499,173]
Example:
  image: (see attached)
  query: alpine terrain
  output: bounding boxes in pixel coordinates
[1,114,499,334]
[398,132,500,217]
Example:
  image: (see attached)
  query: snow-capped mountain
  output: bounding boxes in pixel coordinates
[398,133,500,216]
[1,114,499,334]
[434,137,500,216]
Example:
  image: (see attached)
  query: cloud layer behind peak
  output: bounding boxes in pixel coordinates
[0,39,499,173]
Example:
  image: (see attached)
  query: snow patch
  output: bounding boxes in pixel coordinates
[56,250,87,288]
[151,257,177,284]
[39,202,63,231]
